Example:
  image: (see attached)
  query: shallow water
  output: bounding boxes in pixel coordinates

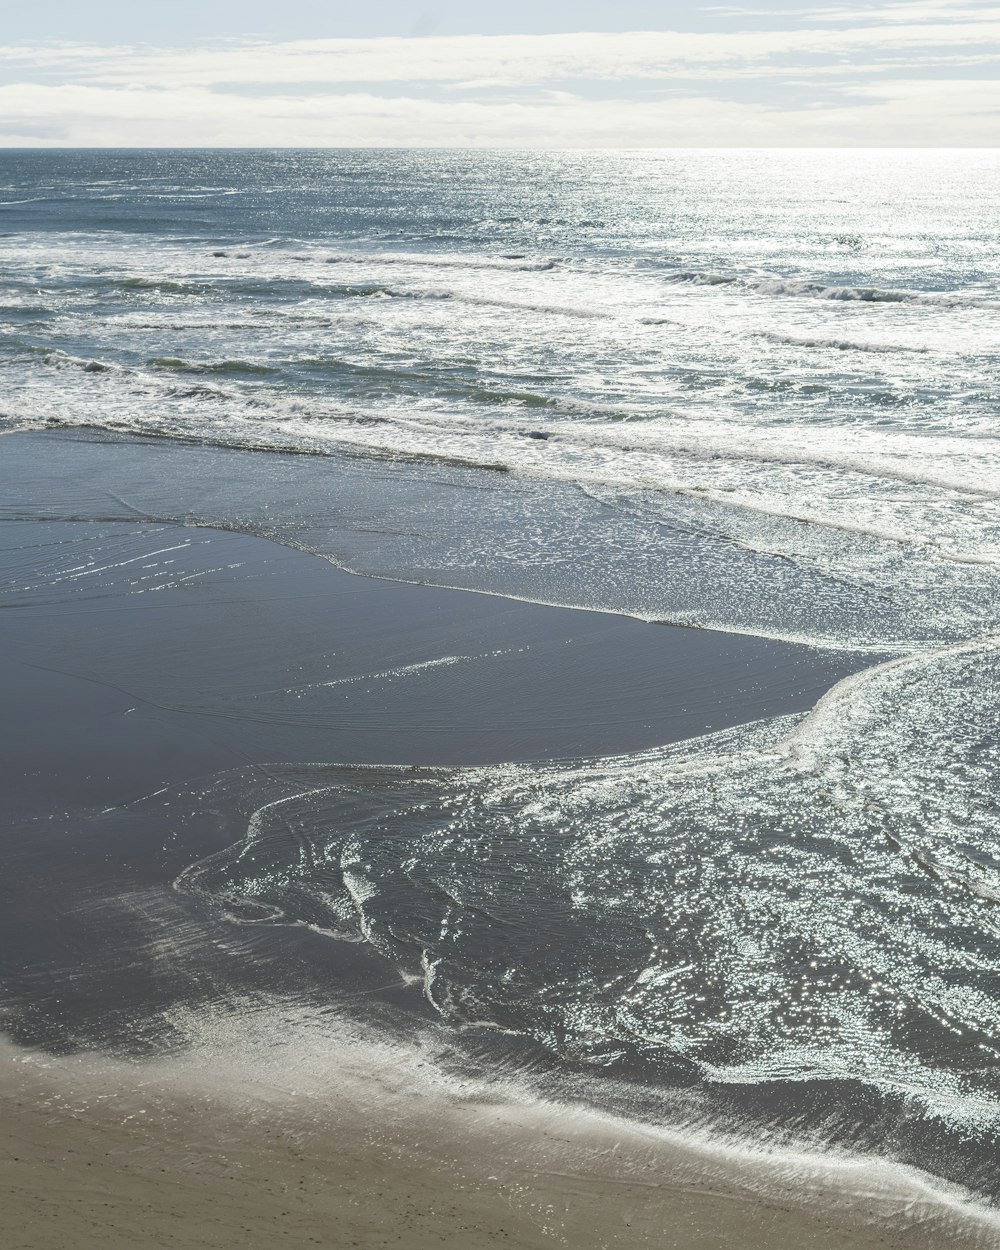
[2,149,998,648]
[0,505,853,811]
[0,149,998,1207]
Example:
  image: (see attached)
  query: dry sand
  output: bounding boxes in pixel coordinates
[2,1032,996,1250]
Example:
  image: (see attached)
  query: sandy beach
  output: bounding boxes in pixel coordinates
[4,1030,997,1250]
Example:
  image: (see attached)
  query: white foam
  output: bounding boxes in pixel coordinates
[7,1000,999,1246]
[169,635,1000,1136]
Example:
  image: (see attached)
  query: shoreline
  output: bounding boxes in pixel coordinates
[3,1023,998,1250]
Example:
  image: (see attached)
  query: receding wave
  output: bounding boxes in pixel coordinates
[173,638,1000,1195]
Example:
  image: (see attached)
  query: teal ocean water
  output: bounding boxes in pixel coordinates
[1,149,999,1207]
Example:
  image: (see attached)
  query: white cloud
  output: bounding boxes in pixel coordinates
[3,24,998,88]
[802,2,1000,23]
[710,1,1000,21]
[0,17,996,147]
[1,78,996,148]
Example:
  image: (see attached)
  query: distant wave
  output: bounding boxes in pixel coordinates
[293,356,564,407]
[665,269,1000,310]
[754,330,930,355]
[291,249,558,273]
[114,276,208,295]
[665,270,739,287]
[381,286,607,319]
[107,274,592,320]
[147,357,279,377]
[753,278,999,308]
[25,347,115,374]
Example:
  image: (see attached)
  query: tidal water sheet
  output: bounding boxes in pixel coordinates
[1,149,999,1219]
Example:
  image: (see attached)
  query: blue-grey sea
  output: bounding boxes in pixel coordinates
[1,149,999,1218]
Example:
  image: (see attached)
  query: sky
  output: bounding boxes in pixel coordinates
[0,2,996,147]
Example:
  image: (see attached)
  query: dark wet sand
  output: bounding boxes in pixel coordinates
[0,515,868,816]
[0,510,868,1049]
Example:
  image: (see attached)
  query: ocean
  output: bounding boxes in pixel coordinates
[1,148,998,1219]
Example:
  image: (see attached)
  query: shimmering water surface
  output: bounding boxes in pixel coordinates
[1,149,998,1203]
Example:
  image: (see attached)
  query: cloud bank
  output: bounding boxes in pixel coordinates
[0,5,997,146]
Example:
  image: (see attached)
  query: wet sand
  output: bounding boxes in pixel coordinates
[3,1033,995,1250]
[0,511,866,817]
[0,511,869,1058]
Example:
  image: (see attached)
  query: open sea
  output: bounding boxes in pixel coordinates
[1,148,999,1218]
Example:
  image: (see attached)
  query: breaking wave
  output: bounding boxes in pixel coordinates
[666,268,1000,310]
